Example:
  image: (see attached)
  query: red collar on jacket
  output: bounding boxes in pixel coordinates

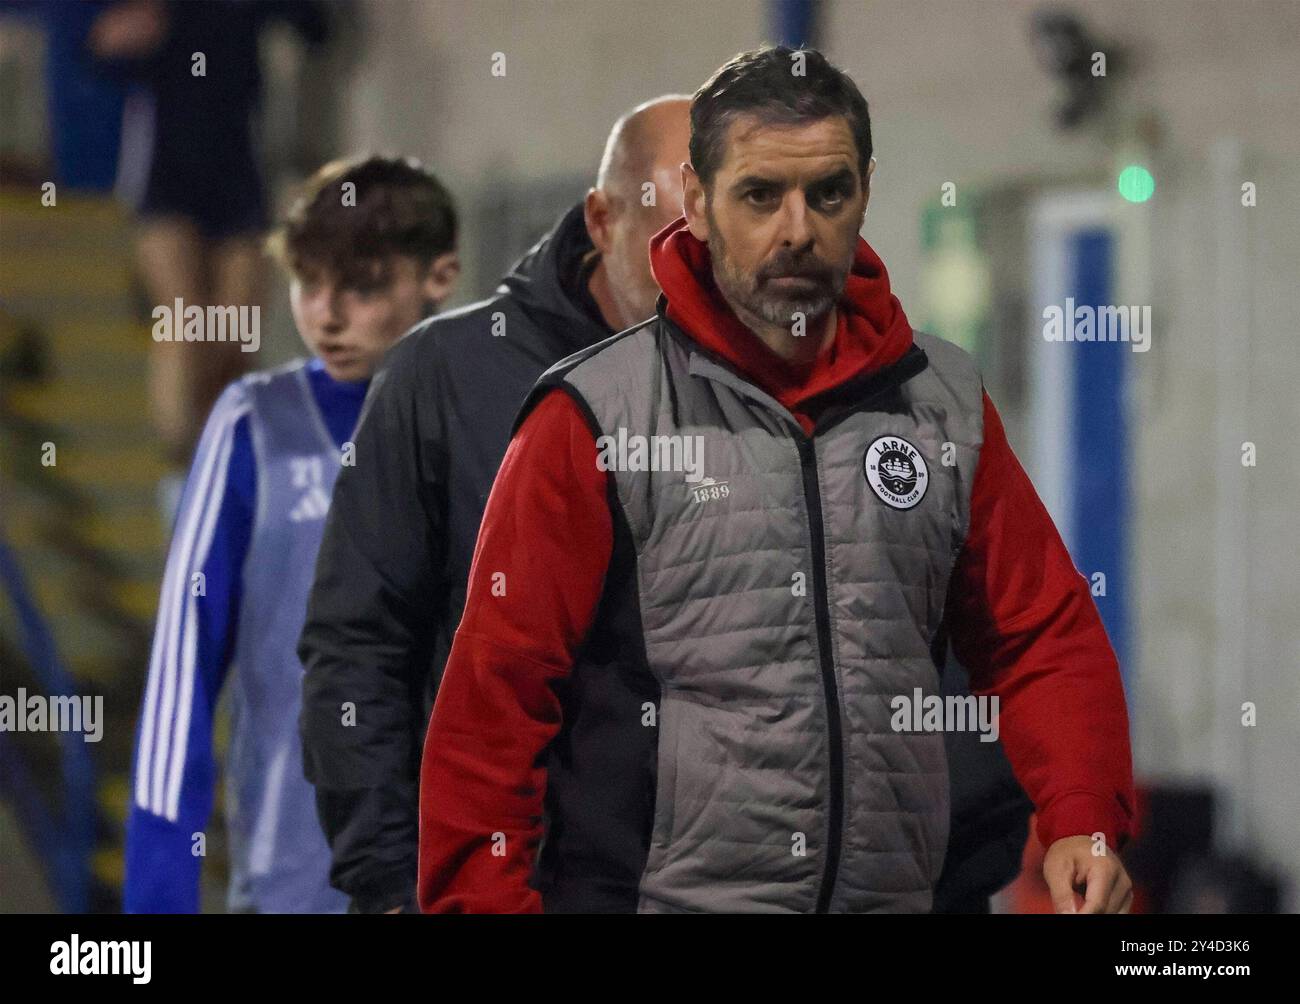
[648,216,914,423]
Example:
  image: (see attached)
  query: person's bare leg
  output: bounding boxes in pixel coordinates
[204,235,263,431]
[137,217,207,465]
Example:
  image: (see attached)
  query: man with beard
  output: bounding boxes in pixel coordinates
[418,46,1135,914]
[297,96,691,914]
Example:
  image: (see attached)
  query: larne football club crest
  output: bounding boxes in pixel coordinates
[864,436,928,510]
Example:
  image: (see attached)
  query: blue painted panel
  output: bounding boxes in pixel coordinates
[1069,229,1130,683]
[770,0,819,47]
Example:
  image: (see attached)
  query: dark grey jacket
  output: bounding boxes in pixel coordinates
[297,205,611,912]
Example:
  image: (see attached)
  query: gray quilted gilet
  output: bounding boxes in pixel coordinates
[552,319,987,913]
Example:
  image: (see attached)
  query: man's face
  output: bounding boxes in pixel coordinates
[291,256,438,382]
[685,114,871,329]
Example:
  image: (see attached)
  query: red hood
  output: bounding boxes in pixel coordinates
[649,216,914,422]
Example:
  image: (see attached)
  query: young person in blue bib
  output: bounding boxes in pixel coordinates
[125,156,460,913]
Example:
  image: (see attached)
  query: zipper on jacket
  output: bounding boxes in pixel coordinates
[796,435,844,914]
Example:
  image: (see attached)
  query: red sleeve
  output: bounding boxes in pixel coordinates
[417,389,612,913]
[946,391,1136,852]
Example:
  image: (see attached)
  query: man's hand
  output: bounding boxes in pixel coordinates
[1043,835,1133,914]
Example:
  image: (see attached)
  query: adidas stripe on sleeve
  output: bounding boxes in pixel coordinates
[124,383,256,913]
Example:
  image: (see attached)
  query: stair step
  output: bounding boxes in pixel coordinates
[0,190,133,242]
[6,383,152,428]
[0,254,134,298]
[98,775,131,826]
[53,445,168,490]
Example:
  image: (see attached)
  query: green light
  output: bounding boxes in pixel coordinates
[1118,165,1155,203]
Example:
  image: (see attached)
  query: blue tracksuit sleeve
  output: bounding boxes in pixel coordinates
[125,383,256,913]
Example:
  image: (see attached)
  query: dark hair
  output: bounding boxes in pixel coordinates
[267,155,458,289]
[689,45,873,187]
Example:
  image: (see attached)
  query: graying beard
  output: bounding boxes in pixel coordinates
[754,294,835,326]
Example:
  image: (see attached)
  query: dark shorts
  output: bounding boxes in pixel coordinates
[125,91,268,243]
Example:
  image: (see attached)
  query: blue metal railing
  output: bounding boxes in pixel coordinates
[0,534,96,912]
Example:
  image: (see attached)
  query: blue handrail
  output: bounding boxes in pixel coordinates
[0,534,96,912]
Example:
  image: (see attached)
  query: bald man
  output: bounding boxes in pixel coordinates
[586,98,692,327]
[297,97,691,913]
